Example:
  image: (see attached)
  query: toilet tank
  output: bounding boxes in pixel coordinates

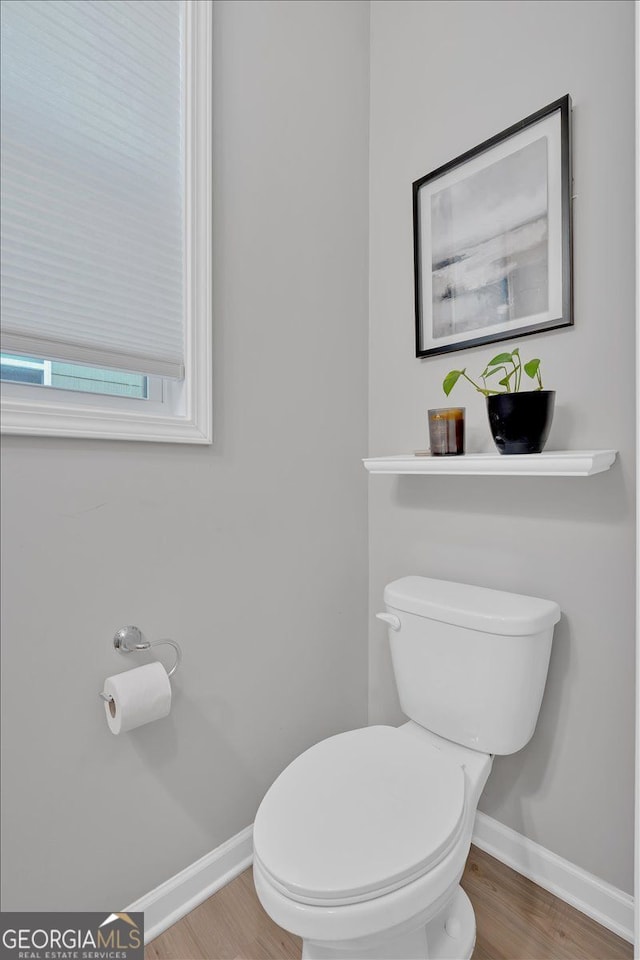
[382,577,560,755]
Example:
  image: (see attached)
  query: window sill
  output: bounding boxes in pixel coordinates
[1,390,211,443]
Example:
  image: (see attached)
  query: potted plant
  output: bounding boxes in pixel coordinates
[442,347,554,455]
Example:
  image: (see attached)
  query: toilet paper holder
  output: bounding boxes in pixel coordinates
[99,626,182,702]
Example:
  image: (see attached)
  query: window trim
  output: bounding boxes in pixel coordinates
[0,0,212,444]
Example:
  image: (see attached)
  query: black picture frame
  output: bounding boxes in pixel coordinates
[413,95,573,359]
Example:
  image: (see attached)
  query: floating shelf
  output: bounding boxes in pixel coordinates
[363,450,617,477]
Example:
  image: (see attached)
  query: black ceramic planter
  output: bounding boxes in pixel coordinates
[486,391,555,455]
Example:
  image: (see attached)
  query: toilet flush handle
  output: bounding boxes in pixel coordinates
[376,613,401,631]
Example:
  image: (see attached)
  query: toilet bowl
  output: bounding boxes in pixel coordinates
[254,723,492,959]
[253,577,560,960]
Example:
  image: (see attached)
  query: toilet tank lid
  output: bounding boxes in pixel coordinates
[384,577,561,636]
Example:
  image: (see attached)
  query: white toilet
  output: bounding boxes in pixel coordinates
[253,576,560,960]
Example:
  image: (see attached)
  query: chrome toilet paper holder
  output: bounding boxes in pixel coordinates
[99,625,182,702]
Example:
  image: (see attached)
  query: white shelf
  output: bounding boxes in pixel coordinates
[363,450,617,477]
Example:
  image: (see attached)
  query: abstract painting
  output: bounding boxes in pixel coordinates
[413,96,572,358]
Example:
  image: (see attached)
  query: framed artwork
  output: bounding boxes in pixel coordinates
[413,95,572,359]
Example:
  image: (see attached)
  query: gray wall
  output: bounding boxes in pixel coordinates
[368,0,635,893]
[0,0,370,910]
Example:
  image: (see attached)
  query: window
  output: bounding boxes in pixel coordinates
[0,0,211,443]
[1,355,150,399]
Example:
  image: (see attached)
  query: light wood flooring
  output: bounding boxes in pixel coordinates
[145,846,633,960]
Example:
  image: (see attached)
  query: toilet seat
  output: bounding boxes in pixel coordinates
[253,725,466,906]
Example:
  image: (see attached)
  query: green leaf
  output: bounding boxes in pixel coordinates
[498,376,511,387]
[484,365,511,379]
[486,352,513,367]
[442,369,463,396]
[524,359,540,378]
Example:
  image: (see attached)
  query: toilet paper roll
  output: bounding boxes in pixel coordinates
[103,662,172,735]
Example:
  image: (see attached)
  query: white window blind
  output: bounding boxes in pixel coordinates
[1,0,186,379]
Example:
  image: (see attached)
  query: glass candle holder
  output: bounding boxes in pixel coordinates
[428,407,465,456]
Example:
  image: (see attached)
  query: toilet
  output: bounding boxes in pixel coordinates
[253,576,560,960]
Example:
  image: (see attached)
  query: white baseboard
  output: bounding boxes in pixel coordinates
[126,825,254,944]
[473,811,634,944]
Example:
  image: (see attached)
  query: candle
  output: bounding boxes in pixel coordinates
[428,407,465,456]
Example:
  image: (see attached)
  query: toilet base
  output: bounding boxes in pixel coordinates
[301,885,476,960]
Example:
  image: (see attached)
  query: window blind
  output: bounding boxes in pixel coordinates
[1,0,185,379]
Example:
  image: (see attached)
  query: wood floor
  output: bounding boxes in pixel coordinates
[145,846,633,960]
